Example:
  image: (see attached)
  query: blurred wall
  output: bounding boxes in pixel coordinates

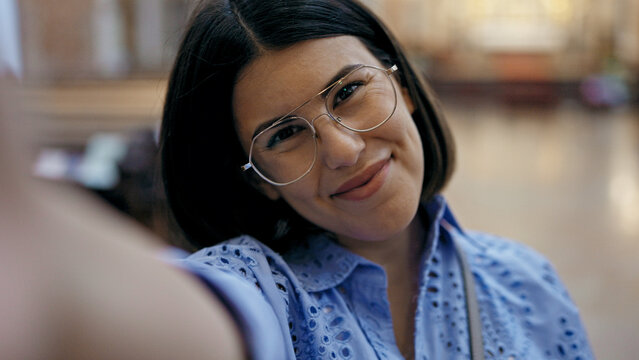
[13,0,638,82]
[19,0,190,81]
[17,0,639,82]
[20,0,94,80]
[364,0,639,81]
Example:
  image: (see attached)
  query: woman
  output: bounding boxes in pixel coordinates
[160,0,593,359]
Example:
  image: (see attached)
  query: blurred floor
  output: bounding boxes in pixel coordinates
[24,81,639,359]
[442,98,639,359]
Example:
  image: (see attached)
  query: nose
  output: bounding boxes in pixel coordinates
[312,114,365,170]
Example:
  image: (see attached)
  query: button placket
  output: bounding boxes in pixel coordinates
[348,265,403,359]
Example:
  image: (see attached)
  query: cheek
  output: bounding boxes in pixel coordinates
[389,109,425,182]
[386,105,421,150]
[279,190,337,234]
[275,174,321,209]
[275,171,344,231]
[407,122,425,179]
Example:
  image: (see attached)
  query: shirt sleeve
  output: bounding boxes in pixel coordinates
[168,252,287,360]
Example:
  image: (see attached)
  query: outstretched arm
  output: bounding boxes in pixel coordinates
[0,79,249,360]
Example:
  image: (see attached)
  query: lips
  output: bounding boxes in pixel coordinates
[331,158,391,201]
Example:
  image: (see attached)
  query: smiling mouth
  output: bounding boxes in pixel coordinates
[331,158,391,201]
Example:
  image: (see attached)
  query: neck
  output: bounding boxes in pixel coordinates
[337,215,425,271]
[338,215,426,360]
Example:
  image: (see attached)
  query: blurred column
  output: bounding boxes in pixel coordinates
[92,0,128,77]
[615,0,639,68]
[20,0,94,80]
[0,0,22,78]
[360,0,384,14]
[134,0,165,70]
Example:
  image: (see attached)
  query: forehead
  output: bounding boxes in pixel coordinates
[232,36,381,143]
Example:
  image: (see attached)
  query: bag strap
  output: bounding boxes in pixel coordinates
[443,220,485,360]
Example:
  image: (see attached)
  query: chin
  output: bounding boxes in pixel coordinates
[339,206,419,242]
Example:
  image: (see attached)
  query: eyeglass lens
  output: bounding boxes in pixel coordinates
[250,66,396,185]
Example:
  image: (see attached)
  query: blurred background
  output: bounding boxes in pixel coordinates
[4,0,638,358]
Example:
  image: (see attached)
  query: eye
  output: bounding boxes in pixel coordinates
[332,81,364,107]
[266,123,308,148]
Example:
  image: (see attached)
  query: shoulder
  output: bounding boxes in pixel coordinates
[183,235,278,280]
[458,231,593,358]
[169,235,293,359]
[175,235,296,306]
[463,231,572,302]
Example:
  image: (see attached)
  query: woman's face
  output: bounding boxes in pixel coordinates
[233,36,424,243]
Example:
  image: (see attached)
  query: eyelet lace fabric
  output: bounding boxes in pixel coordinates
[173,196,593,360]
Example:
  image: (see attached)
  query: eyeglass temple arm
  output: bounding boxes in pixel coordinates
[241,163,252,171]
[386,64,398,75]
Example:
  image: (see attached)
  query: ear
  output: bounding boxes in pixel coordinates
[401,87,415,114]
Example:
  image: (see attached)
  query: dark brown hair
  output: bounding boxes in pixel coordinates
[160,0,455,253]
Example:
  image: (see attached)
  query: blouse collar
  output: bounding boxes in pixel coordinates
[284,195,462,292]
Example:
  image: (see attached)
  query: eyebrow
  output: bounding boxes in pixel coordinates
[250,63,363,139]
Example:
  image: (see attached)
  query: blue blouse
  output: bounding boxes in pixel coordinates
[172,196,593,360]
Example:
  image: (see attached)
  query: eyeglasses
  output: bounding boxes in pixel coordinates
[241,64,398,186]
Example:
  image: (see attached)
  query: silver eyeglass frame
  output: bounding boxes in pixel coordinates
[241,64,399,186]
